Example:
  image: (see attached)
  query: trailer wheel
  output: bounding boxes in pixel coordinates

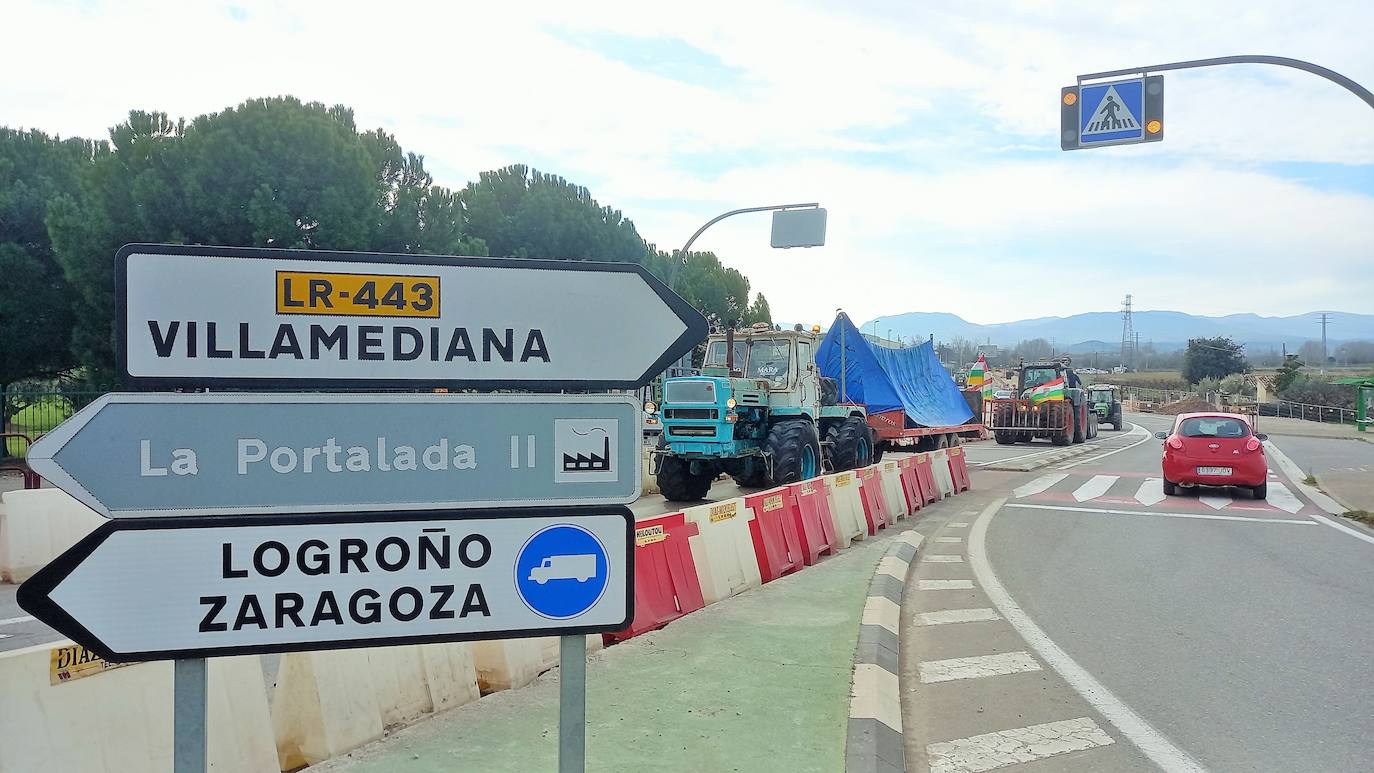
[767,421,822,487]
[828,416,873,471]
[1071,406,1085,444]
[994,430,1015,445]
[657,455,714,502]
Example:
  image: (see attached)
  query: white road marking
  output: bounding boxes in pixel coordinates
[970,499,1208,773]
[948,522,969,528]
[1266,481,1304,514]
[935,536,963,543]
[0,616,36,627]
[1056,423,1152,470]
[1309,512,1374,546]
[926,717,1115,773]
[0,634,10,641]
[919,579,974,590]
[1263,441,1346,515]
[915,608,1000,626]
[1006,503,1315,526]
[923,554,964,563]
[1134,478,1166,507]
[919,651,1041,683]
[1013,473,1067,499]
[1072,475,1119,502]
[1198,494,1232,510]
[974,446,1060,468]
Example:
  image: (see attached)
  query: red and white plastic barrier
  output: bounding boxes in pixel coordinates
[857,466,892,535]
[946,446,972,493]
[607,512,706,642]
[786,478,838,564]
[682,498,763,605]
[822,471,867,547]
[878,460,910,519]
[743,488,805,583]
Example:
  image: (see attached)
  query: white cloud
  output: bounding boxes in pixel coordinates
[2,0,1371,329]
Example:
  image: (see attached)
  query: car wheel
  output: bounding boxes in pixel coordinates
[1162,478,1176,496]
[1251,482,1268,500]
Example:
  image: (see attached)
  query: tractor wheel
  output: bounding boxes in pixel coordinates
[1051,429,1070,446]
[766,421,821,487]
[829,416,873,471]
[731,457,770,489]
[995,430,1015,445]
[1112,415,1123,431]
[657,455,714,502]
[871,431,885,464]
[1072,407,1085,444]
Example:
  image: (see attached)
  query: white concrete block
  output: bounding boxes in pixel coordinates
[418,642,480,713]
[0,488,103,583]
[272,648,382,770]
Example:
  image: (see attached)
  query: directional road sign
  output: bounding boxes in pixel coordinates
[116,243,708,390]
[1060,75,1164,150]
[17,508,633,661]
[28,392,641,518]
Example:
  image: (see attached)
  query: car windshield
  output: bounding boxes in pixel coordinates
[1178,417,1251,438]
[746,338,791,387]
[1022,367,1060,389]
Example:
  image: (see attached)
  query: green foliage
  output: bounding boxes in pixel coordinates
[1274,355,1305,393]
[0,128,102,391]
[1182,336,1249,384]
[47,98,488,379]
[461,165,645,261]
[658,250,769,328]
[1278,377,1355,409]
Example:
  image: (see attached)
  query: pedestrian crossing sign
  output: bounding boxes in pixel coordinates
[1060,75,1164,151]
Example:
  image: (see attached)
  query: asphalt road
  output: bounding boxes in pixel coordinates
[981,412,1374,772]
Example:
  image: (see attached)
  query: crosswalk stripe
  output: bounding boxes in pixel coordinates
[1072,475,1118,502]
[919,651,1041,683]
[1134,477,1166,507]
[1267,481,1304,514]
[1012,473,1067,499]
[926,717,1114,773]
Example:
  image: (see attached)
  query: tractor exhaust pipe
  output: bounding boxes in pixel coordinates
[725,326,736,376]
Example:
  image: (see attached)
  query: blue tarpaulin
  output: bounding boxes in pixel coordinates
[818,313,974,428]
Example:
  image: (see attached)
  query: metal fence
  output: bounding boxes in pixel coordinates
[1262,399,1361,425]
[2,385,110,459]
[1120,385,1200,405]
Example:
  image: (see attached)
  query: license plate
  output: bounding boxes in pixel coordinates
[1197,466,1232,476]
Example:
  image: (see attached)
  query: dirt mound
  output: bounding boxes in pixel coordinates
[1157,398,1214,415]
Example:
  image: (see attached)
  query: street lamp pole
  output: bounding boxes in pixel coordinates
[1077,55,1374,111]
[666,202,821,291]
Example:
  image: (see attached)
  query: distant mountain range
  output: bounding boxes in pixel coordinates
[859,310,1374,352]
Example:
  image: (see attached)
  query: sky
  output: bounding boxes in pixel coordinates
[4,0,1373,327]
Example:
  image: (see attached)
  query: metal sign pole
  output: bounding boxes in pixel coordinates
[558,634,587,773]
[173,658,208,773]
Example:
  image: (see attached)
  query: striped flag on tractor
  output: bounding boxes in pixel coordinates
[1028,377,1066,404]
[967,355,986,389]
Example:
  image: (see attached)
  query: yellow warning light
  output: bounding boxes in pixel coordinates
[1147,119,1162,134]
[811,324,822,333]
[1063,91,1077,106]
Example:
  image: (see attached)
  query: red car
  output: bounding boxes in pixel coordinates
[1155,412,1270,499]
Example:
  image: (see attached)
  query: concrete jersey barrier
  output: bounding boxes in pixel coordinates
[1,641,276,773]
[0,487,104,583]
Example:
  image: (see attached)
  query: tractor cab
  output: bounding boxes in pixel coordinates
[1016,359,1080,398]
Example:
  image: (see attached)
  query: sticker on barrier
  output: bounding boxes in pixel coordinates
[743,488,804,583]
[823,472,867,547]
[947,447,972,493]
[878,460,910,519]
[857,467,891,535]
[787,479,837,563]
[606,512,705,642]
[680,499,763,605]
[896,457,927,514]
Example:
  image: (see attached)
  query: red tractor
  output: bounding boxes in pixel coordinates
[984,359,1096,445]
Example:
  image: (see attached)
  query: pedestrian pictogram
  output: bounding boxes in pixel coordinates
[1083,86,1139,134]
[515,524,611,620]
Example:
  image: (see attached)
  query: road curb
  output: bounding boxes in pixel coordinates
[846,530,923,772]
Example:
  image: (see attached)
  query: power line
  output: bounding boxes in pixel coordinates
[1120,294,1135,370]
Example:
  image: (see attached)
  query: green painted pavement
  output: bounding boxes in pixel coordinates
[319,535,891,773]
